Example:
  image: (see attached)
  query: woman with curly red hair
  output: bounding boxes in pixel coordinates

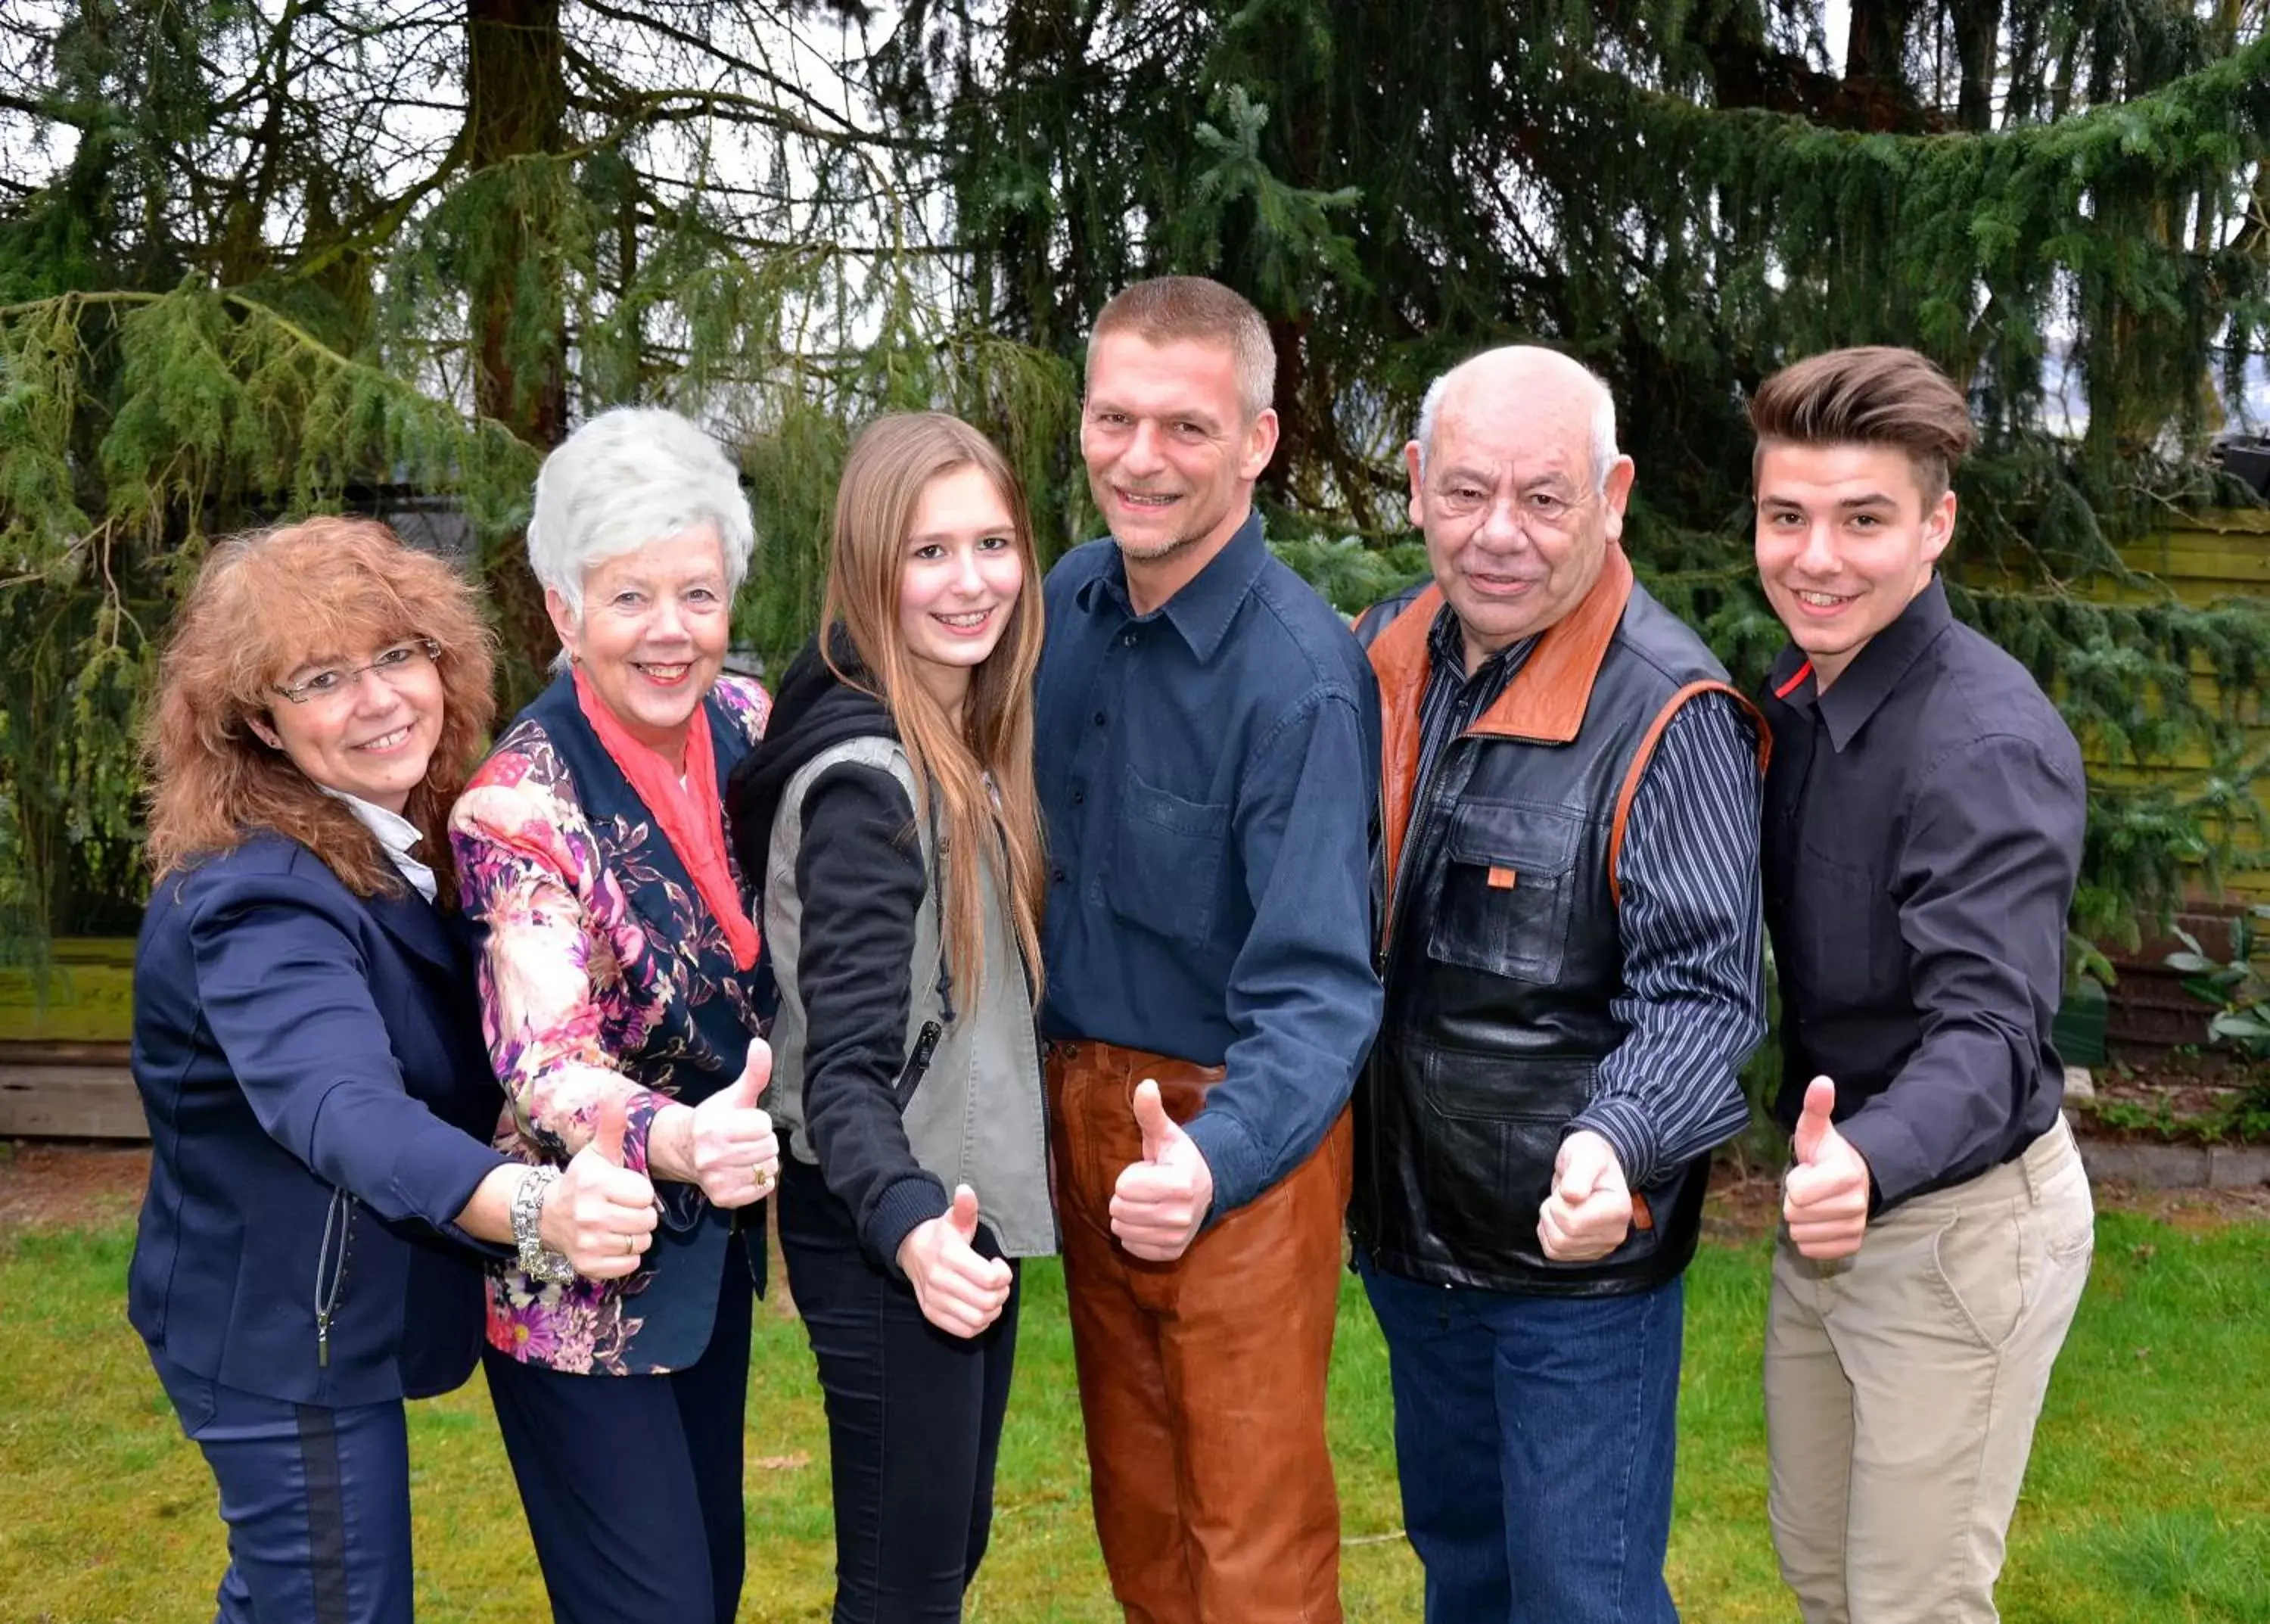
[129,517,652,1624]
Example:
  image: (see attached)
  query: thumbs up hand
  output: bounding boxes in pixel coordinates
[1782,1076,1872,1259]
[1537,1129,1633,1263]
[650,1040,781,1208]
[1109,1080,1215,1262]
[693,1038,781,1206]
[544,1094,660,1280]
[897,1184,1014,1337]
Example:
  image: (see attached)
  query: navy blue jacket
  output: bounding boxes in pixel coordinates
[128,833,508,1408]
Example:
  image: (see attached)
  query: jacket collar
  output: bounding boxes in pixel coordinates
[1371,543,1637,745]
[362,882,459,975]
[529,670,749,967]
[1368,544,1636,940]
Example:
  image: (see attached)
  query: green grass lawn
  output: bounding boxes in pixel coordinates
[2,1211,2265,1622]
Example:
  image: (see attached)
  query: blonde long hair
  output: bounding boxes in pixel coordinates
[144,517,496,902]
[822,413,1046,997]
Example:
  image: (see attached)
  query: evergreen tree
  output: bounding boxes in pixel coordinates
[0,0,1057,934]
[880,0,2270,940]
[2,0,2265,946]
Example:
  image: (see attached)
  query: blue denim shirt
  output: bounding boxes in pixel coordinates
[1036,511,1385,1212]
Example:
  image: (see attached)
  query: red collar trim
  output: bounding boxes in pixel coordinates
[1773,658,1814,700]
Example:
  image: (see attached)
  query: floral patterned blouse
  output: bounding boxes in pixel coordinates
[449,670,771,1376]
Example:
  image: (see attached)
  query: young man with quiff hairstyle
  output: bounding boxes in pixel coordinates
[1750,345,2094,1624]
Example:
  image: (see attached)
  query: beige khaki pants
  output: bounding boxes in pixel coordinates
[1764,1115,2094,1624]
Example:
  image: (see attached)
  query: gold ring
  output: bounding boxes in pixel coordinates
[623,1232,636,1255]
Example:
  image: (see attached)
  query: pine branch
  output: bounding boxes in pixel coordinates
[571,84,938,155]
[569,0,885,142]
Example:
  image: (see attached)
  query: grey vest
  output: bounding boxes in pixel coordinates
[763,736,1055,1258]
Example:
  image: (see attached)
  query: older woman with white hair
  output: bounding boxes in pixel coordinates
[449,406,782,1624]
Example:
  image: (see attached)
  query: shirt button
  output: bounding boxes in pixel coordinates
[1051,865,1067,885]
[1070,788,1085,805]
[1121,630,1140,647]
[1092,711,1107,727]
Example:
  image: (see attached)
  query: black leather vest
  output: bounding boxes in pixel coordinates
[1352,576,1747,1295]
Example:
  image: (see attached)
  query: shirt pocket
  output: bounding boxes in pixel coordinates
[1425,802,1582,986]
[1105,765,1230,949]
[1793,848,1898,1009]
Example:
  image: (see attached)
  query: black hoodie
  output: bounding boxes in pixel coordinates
[724,633,951,1269]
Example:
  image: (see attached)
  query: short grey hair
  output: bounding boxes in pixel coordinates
[1087,275,1276,422]
[1413,350,1621,494]
[527,407,757,618]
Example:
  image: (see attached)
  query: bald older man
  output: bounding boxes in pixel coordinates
[1351,347,1768,1623]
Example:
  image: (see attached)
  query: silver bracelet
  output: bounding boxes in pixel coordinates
[510,1165,574,1285]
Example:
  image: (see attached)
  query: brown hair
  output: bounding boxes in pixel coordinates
[1748,346,1977,502]
[1087,275,1276,422]
[822,414,1048,998]
[144,517,497,902]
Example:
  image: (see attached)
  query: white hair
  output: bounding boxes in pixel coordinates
[1413,349,1621,494]
[527,407,757,619]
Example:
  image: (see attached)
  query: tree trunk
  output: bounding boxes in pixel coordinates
[1842,0,1931,130]
[1262,311,1309,510]
[1951,0,2002,132]
[465,0,568,702]
[1843,0,1914,88]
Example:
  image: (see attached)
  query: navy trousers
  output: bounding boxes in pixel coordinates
[151,1349,415,1624]
[485,1230,756,1624]
[777,1156,1022,1623]
[1360,1254,1686,1624]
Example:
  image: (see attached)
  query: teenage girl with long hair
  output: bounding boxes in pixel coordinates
[726,412,1053,1622]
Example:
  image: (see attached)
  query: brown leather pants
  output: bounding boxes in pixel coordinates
[1046,1039,1351,1624]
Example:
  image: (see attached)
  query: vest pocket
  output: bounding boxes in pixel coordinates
[1416,1051,1595,1262]
[1105,766,1230,948]
[1416,1051,1671,1274]
[1425,802,1581,985]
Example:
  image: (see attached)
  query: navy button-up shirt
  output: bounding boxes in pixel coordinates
[1037,511,1384,1212]
[1762,577,2085,1212]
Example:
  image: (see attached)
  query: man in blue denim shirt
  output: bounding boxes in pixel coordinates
[1037,275,1382,1623]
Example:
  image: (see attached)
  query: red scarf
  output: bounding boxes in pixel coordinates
[573,667,759,971]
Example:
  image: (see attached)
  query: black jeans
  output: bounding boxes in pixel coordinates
[485,1230,754,1624]
[777,1156,1022,1624]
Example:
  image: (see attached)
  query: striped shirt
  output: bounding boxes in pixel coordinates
[1415,605,1763,1189]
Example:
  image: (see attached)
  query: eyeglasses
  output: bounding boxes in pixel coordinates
[272,639,441,705]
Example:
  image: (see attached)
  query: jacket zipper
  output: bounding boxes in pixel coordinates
[1381,738,1472,985]
[313,1187,355,1370]
[892,1020,944,1110]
